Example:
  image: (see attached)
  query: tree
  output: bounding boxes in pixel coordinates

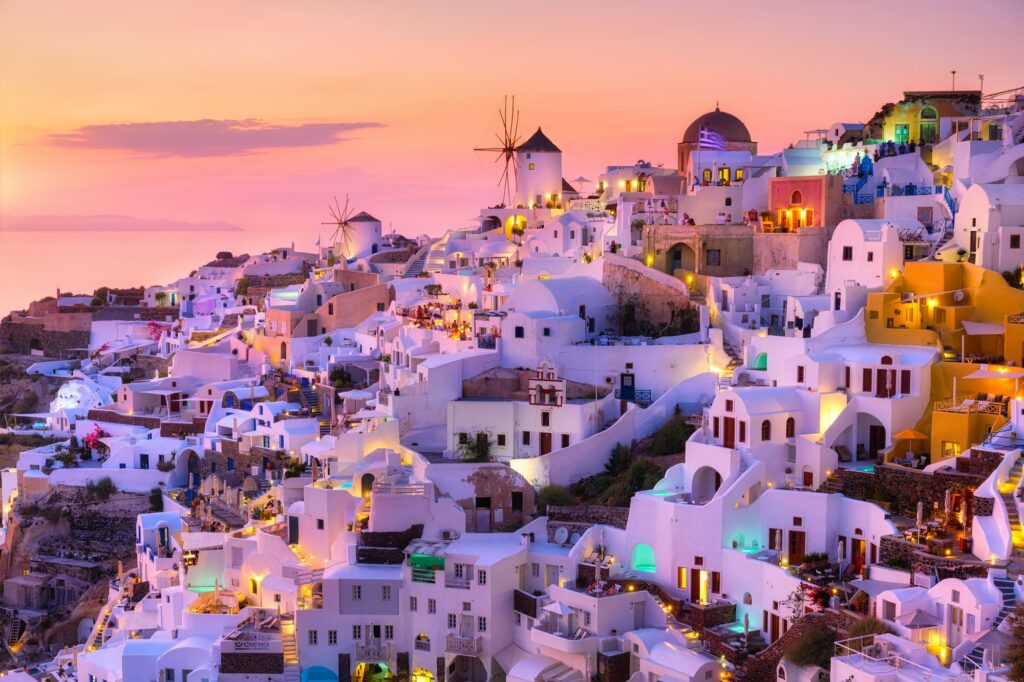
[605,443,632,475]
[537,485,575,514]
[149,487,164,512]
[784,625,835,669]
[323,335,333,347]
[1008,603,1024,682]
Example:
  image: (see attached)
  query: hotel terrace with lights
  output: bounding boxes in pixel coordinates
[2,86,1024,682]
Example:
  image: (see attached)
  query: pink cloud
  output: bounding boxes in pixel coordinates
[46,119,384,157]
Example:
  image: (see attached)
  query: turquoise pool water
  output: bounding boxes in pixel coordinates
[338,481,353,489]
[736,547,760,554]
[647,490,675,497]
[858,465,875,473]
[726,622,746,634]
[633,564,657,573]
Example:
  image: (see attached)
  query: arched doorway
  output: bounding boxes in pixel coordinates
[302,666,339,682]
[666,242,696,275]
[691,466,722,503]
[631,543,656,573]
[360,473,376,500]
[187,451,201,489]
[280,341,288,361]
[448,655,487,682]
[354,663,393,682]
[411,668,434,682]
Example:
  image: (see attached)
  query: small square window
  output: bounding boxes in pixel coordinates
[497,434,506,447]
[867,251,874,262]
[317,518,324,530]
[514,326,524,339]
[541,412,550,427]
[706,249,721,266]
[842,246,853,261]
[1011,234,1021,249]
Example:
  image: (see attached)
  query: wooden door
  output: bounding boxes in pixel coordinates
[851,539,866,574]
[869,425,886,454]
[690,569,700,603]
[802,470,814,487]
[770,613,780,642]
[539,432,552,455]
[723,417,736,449]
[788,530,806,565]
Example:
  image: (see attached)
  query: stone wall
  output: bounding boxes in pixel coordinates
[220,652,284,674]
[547,505,630,534]
[601,255,691,326]
[86,409,162,430]
[159,418,207,438]
[878,535,988,580]
[0,319,90,358]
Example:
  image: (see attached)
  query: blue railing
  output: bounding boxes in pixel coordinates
[853,194,875,205]
[615,388,652,406]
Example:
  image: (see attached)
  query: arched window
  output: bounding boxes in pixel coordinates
[280,341,287,360]
[920,107,937,120]
[881,355,894,365]
[761,419,772,441]
[790,190,803,205]
[743,592,753,605]
[785,417,795,438]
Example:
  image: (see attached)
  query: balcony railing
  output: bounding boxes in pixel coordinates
[355,642,390,662]
[614,387,652,407]
[445,634,481,656]
[445,575,472,589]
[933,398,1006,415]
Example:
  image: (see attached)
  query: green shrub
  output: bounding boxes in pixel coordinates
[848,615,892,639]
[605,443,632,475]
[650,414,694,456]
[784,626,835,669]
[148,487,164,512]
[86,476,116,501]
[537,485,575,514]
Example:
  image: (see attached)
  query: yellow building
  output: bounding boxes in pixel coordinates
[865,91,980,145]
[864,261,1024,462]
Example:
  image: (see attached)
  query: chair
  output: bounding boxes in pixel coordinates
[836,446,853,463]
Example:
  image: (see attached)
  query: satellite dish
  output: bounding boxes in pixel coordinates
[952,290,965,302]
[554,526,569,545]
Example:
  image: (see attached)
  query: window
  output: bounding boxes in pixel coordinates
[478,570,487,585]
[703,168,712,184]
[900,370,911,395]
[511,491,523,512]
[382,585,392,600]
[1012,234,1021,249]
[352,625,362,639]
[739,421,746,443]
[458,432,468,445]
[329,630,337,645]
[317,518,324,530]
[448,613,457,628]
[532,563,540,577]
[541,412,551,427]
[410,596,418,612]
[309,630,318,645]
[790,190,803,205]
[786,417,795,438]
[725,399,733,412]
[529,163,535,170]
[385,625,394,640]
[677,566,687,589]
[542,327,551,337]
[761,420,771,441]
[522,431,531,445]
[514,326,524,338]
[796,366,805,383]
[863,368,872,393]
[842,246,853,261]
[478,617,487,632]
[736,168,745,182]
[713,417,720,438]
[706,249,721,267]
[250,577,259,594]
[867,251,874,262]
[561,434,570,448]
[352,585,362,600]
[497,433,506,447]
[428,598,437,614]
[725,196,733,206]
[165,671,175,682]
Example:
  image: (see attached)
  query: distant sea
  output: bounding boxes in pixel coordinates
[0,227,313,318]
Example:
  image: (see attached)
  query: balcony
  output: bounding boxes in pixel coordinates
[445,634,481,656]
[531,623,595,655]
[614,387,652,407]
[355,641,391,662]
[933,397,1007,416]
[445,575,472,589]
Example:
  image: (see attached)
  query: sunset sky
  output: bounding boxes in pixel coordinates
[2,0,1023,239]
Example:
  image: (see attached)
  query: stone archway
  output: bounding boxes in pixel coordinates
[666,242,697,275]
